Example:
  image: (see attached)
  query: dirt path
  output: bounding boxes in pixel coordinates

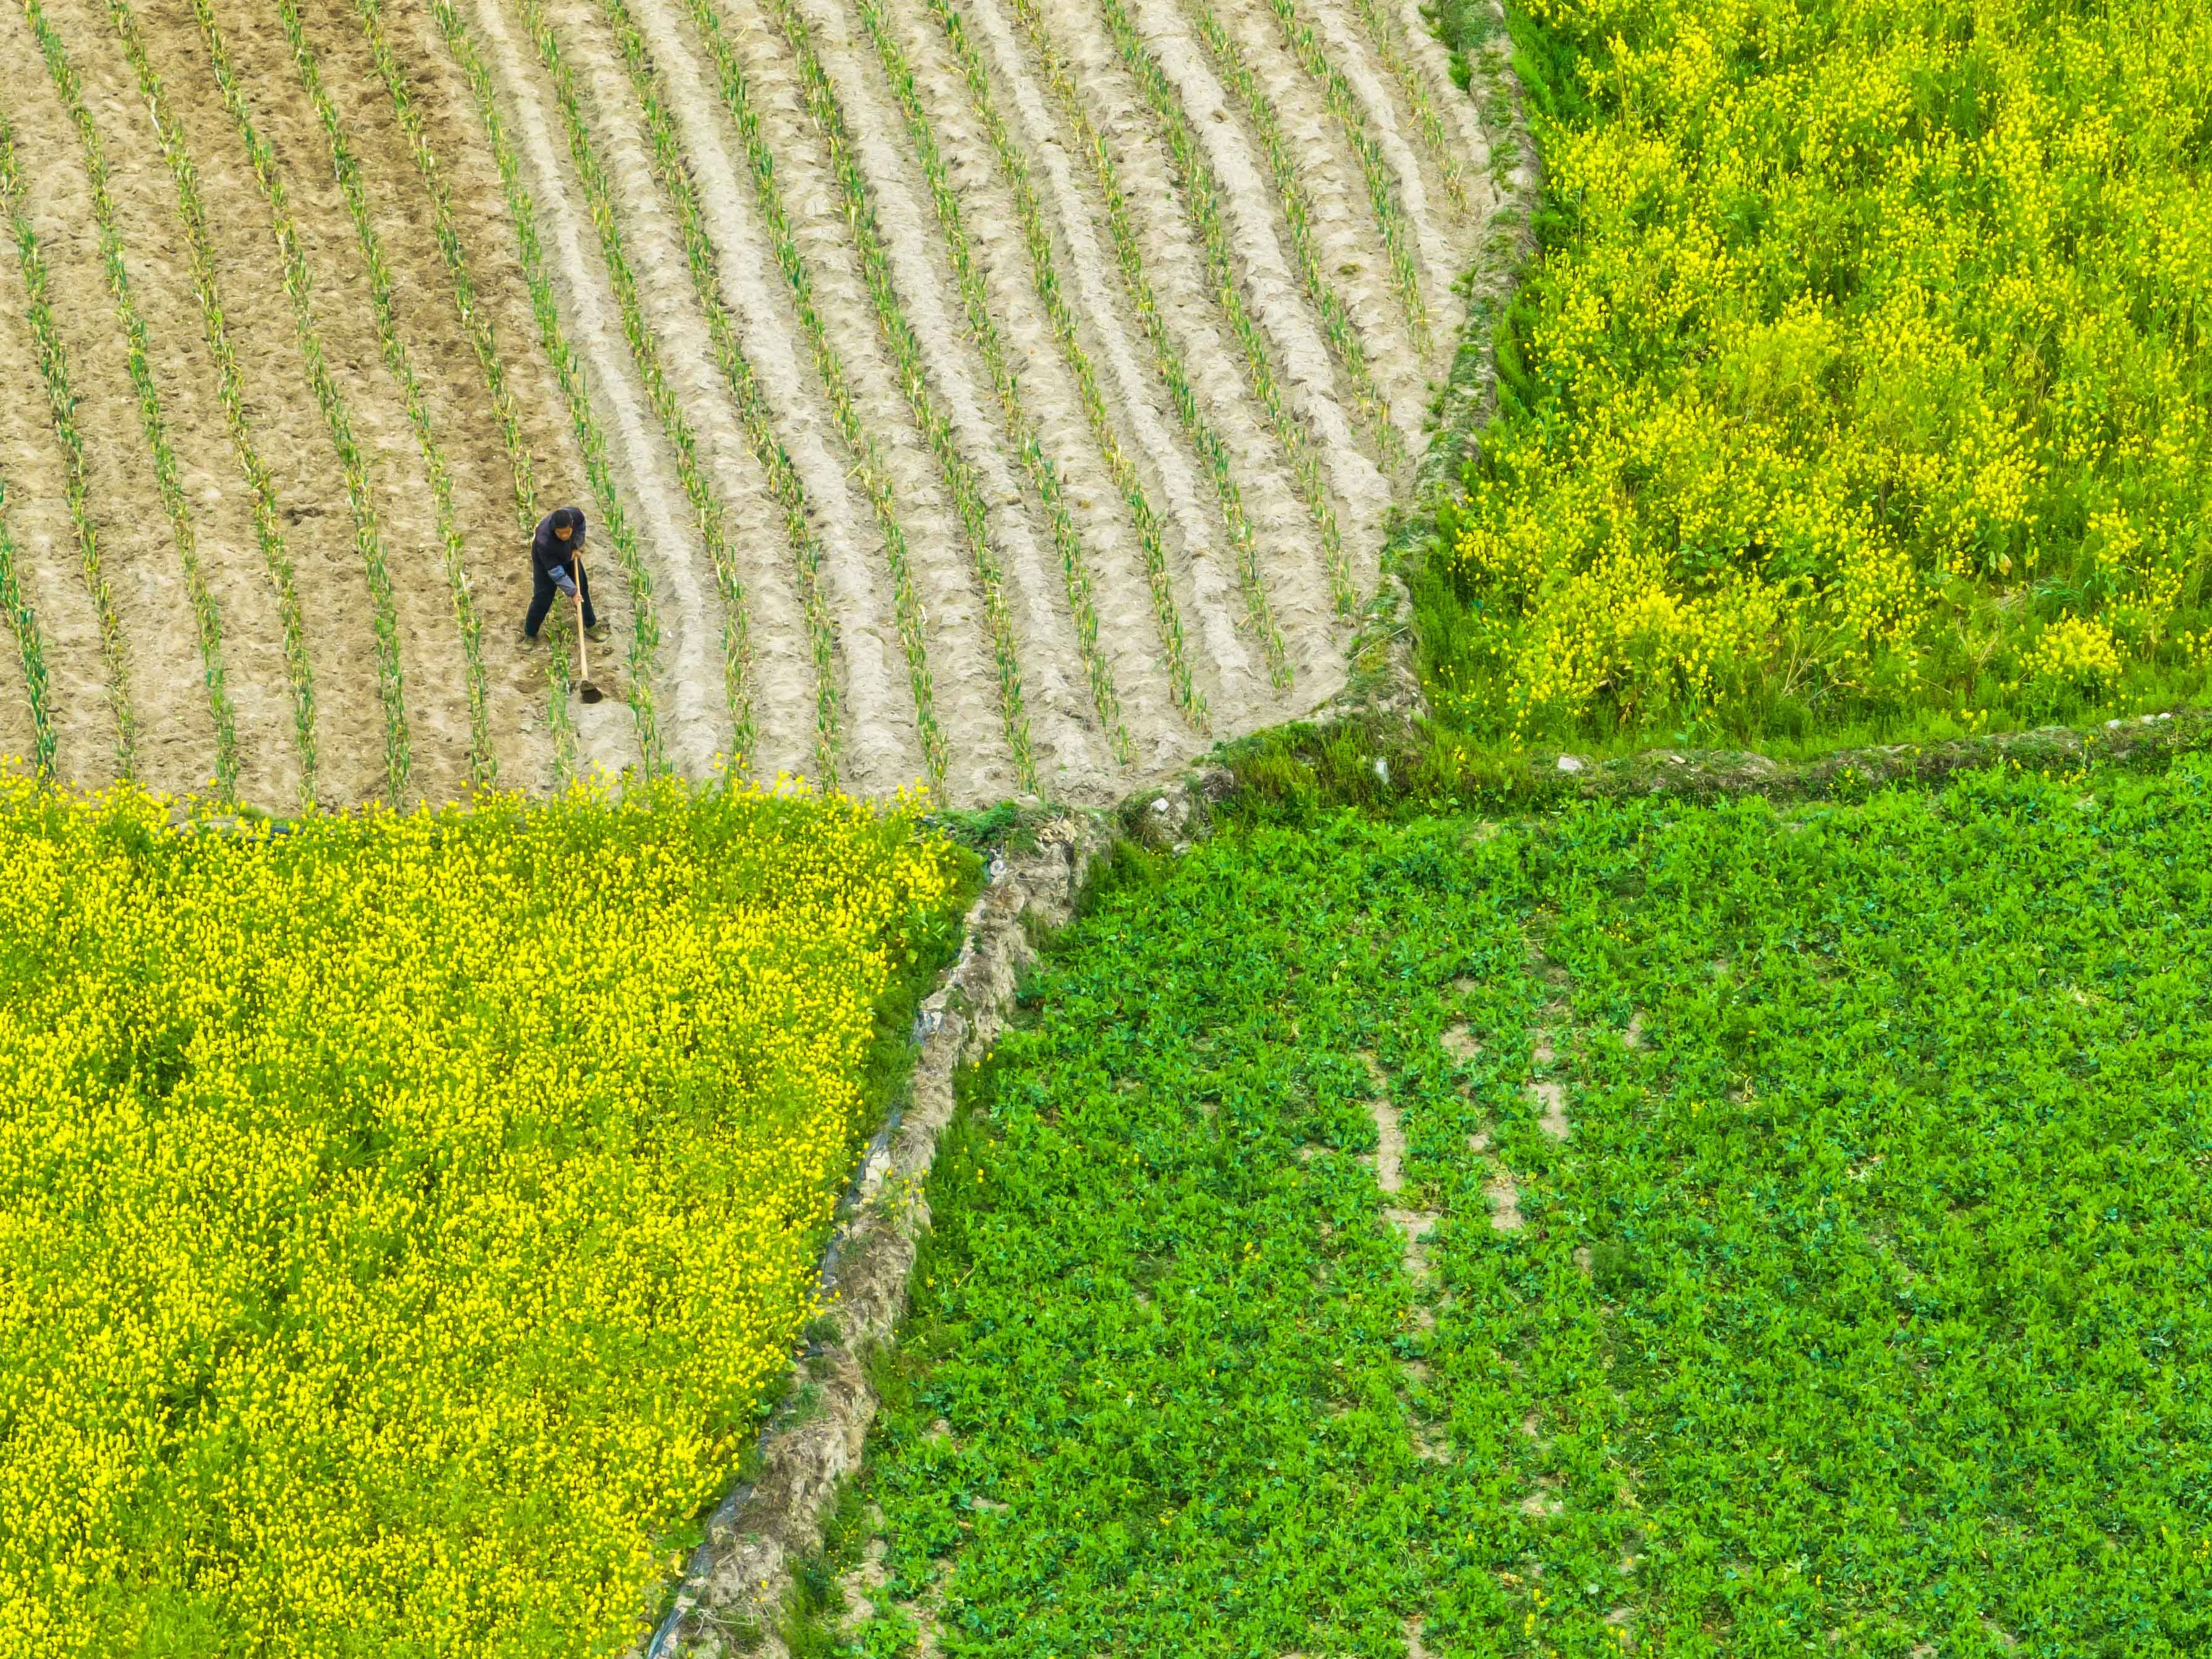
[286,0,561,795]
[1105,0,1391,563]
[0,46,224,801]
[788,0,1194,772]
[463,0,726,781]
[914,0,1274,731]
[720,0,1114,797]
[205,0,494,806]
[605,0,944,799]
[1025,0,1348,697]
[27,0,308,809]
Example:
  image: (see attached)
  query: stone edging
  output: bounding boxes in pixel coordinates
[639,811,1120,1657]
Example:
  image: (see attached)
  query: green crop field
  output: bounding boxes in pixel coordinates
[820,759,2212,1655]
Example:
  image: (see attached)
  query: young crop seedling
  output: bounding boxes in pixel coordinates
[350,0,579,779]
[16,4,236,799]
[278,0,496,788]
[427,0,666,774]
[676,0,1048,790]
[93,0,318,808]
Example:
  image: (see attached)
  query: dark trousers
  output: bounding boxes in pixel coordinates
[524,565,597,639]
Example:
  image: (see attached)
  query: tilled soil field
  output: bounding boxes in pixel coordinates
[0,0,1510,808]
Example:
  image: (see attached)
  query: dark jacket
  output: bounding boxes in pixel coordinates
[531,511,588,597]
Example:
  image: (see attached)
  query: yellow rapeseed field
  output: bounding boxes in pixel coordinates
[0,774,962,1655]
[1425,0,2211,745]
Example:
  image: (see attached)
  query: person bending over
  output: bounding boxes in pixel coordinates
[523,506,610,644]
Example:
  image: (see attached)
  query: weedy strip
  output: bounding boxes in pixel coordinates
[1260,0,1427,346]
[674,0,1047,788]
[17,0,237,800]
[184,0,414,804]
[885,0,1233,708]
[597,0,883,789]
[924,0,1291,690]
[349,0,577,780]
[1075,0,1361,615]
[0,471,53,773]
[94,0,317,808]
[0,112,134,780]
[1176,0,1402,464]
[276,0,495,788]
[506,0,760,776]
[728,0,1135,763]
[426,0,666,772]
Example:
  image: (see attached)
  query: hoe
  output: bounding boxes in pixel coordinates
[572,569,605,706]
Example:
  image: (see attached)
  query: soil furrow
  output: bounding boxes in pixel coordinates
[789,0,1193,769]
[25,0,304,808]
[290,0,562,796]
[1392,0,1488,171]
[0,267,108,784]
[1085,0,1390,565]
[78,0,386,809]
[464,0,718,778]
[1291,0,1463,296]
[715,0,1113,796]
[1034,0,1350,679]
[1206,0,1429,460]
[657,0,1029,805]
[346,0,606,786]
[610,0,944,798]
[546,0,844,785]
[0,486,41,770]
[926,0,1273,723]
[195,0,490,806]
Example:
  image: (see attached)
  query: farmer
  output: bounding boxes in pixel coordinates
[524,505,610,644]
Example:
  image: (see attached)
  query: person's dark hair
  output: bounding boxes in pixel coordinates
[551,506,581,534]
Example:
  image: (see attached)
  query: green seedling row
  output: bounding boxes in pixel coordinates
[276,0,495,789]
[0,115,134,780]
[597,0,885,791]
[0,472,53,774]
[924,0,1291,690]
[888,0,1232,710]
[741,0,1134,764]
[1262,0,1427,348]
[1179,0,1402,467]
[1345,0,1467,213]
[19,0,236,800]
[1076,0,1361,616]
[349,0,576,782]
[509,0,759,777]
[96,0,317,809]
[674,0,1044,790]
[426,0,666,774]
[184,0,414,804]
[998,0,1342,639]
